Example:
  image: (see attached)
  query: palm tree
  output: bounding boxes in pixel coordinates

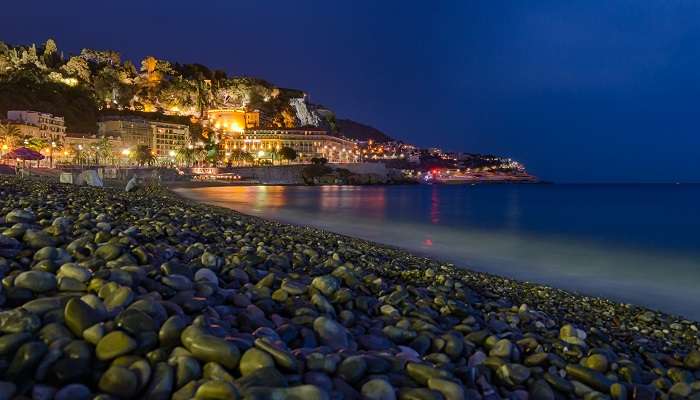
[94,137,113,166]
[21,136,48,152]
[279,146,297,164]
[133,145,156,167]
[176,145,205,167]
[47,140,63,168]
[229,149,253,166]
[0,123,21,149]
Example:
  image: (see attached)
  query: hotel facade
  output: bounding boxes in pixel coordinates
[221,128,359,163]
[6,110,67,142]
[97,116,190,158]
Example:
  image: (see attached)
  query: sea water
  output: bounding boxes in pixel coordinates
[175,184,700,320]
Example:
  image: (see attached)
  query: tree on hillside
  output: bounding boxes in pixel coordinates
[42,38,61,68]
[279,146,297,164]
[61,56,91,82]
[141,56,172,85]
[133,145,156,166]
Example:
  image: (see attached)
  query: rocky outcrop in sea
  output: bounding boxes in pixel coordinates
[0,176,699,399]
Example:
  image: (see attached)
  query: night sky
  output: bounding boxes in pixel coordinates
[2,0,700,182]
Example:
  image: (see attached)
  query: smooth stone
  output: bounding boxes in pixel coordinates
[174,355,202,388]
[163,274,194,291]
[306,353,340,374]
[181,325,241,369]
[94,243,123,261]
[236,367,288,390]
[313,316,349,350]
[311,275,340,296]
[358,334,393,351]
[22,296,64,316]
[194,380,240,400]
[116,308,157,334]
[685,351,700,370]
[23,229,57,249]
[173,380,200,400]
[98,366,138,398]
[442,332,464,360]
[6,209,35,223]
[14,270,57,292]
[96,331,138,360]
[565,364,612,393]
[497,363,531,386]
[195,268,219,285]
[610,383,628,400]
[304,371,333,392]
[0,332,31,356]
[245,385,329,400]
[281,279,307,295]
[529,379,556,400]
[427,378,464,400]
[160,315,187,348]
[200,251,223,269]
[203,362,235,383]
[240,347,275,376]
[397,388,444,400]
[254,338,298,371]
[54,384,91,400]
[362,379,397,400]
[104,286,134,311]
[38,322,72,345]
[584,354,609,373]
[489,338,513,359]
[58,277,86,291]
[669,382,692,398]
[145,362,175,400]
[406,363,453,385]
[64,298,100,337]
[337,355,367,383]
[7,340,48,379]
[57,264,92,282]
[0,308,41,333]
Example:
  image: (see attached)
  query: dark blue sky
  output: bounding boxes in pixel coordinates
[2,0,699,182]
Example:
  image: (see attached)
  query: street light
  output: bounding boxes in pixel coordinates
[77,144,84,167]
[50,141,56,168]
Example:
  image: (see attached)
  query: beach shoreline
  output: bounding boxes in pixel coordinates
[1,176,698,399]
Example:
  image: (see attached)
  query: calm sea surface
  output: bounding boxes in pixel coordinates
[174,184,700,320]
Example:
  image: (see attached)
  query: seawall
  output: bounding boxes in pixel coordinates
[230,163,389,184]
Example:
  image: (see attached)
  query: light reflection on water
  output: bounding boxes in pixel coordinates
[174,184,700,320]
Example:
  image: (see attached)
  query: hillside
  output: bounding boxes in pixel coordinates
[336,119,393,142]
[0,39,342,136]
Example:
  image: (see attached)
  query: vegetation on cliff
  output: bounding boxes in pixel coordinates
[0,39,340,135]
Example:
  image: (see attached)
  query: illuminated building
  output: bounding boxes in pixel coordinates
[98,116,190,158]
[221,128,359,163]
[6,110,67,142]
[149,121,190,157]
[207,109,260,132]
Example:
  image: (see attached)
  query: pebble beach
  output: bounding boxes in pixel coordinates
[1,176,699,400]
